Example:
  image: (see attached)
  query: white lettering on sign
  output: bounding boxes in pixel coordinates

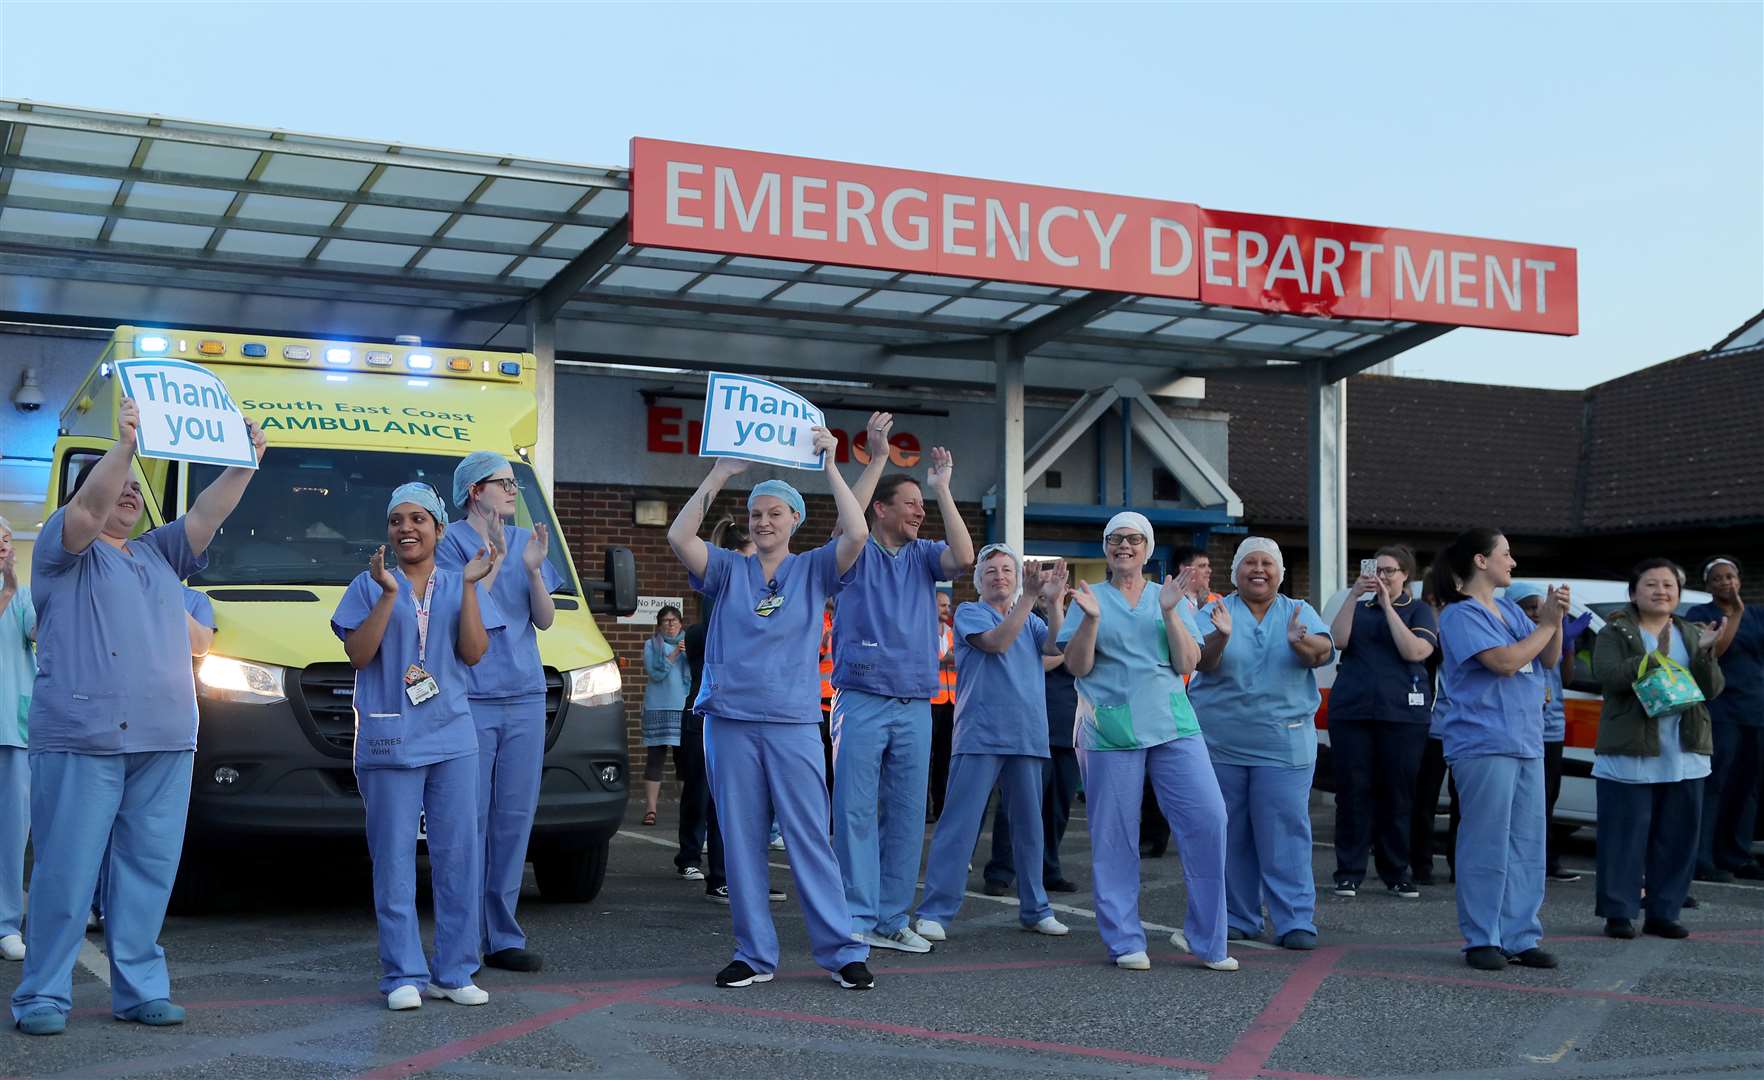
[115,358,257,469]
[699,372,827,470]
[618,595,687,626]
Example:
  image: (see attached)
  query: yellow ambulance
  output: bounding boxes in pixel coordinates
[37,326,635,906]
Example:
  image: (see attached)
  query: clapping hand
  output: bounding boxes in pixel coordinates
[1209,602,1232,637]
[926,446,953,494]
[1159,572,1188,612]
[1694,617,1726,651]
[523,522,550,573]
[1069,579,1101,618]
[1287,609,1308,644]
[1038,559,1069,602]
[370,546,398,594]
[1539,584,1571,623]
[463,544,501,584]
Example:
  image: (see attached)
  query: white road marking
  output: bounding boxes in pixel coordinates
[78,937,111,987]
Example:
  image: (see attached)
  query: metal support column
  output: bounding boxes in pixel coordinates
[527,307,557,498]
[994,335,1026,554]
[1305,362,1347,608]
[1118,399,1133,505]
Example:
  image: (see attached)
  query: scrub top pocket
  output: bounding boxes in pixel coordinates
[1090,701,1139,750]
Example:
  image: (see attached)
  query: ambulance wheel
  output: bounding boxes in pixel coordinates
[534,841,609,903]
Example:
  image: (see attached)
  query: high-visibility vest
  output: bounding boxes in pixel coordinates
[930,623,957,705]
[819,609,835,713]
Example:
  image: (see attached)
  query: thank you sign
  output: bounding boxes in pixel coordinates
[699,372,826,470]
[116,358,258,469]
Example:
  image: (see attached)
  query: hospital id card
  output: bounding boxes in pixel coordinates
[1408,692,1427,706]
[404,664,440,706]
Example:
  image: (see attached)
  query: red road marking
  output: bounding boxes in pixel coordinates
[351,978,680,1080]
[1335,968,1764,1016]
[1210,947,1344,1080]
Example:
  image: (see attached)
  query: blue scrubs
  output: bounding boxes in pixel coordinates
[693,540,867,975]
[332,565,502,994]
[1056,582,1229,963]
[1,584,34,945]
[917,602,1053,929]
[828,537,948,937]
[12,510,204,1022]
[437,522,562,957]
[1189,594,1332,939]
[1435,597,1546,955]
[1684,601,1764,874]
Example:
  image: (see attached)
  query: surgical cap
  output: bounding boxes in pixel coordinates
[388,482,447,524]
[453,450,511,509]
[1504,581,1546,604]
[972,542,1023,597]
[748,479,806,534]
[1230,536,1285,590]
[1103,511,1154,552]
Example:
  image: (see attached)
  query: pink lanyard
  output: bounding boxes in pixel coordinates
[412,574,437,666]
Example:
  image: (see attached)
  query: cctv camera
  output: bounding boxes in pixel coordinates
[13,368,44,413]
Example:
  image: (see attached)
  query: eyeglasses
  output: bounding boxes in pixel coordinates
[1105,534,1146,549]
[479,478,519,495]
[1375,567,1403,578]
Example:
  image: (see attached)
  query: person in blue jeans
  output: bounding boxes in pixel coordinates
[667,433,874,991]
[915,547,1071,943]
[1686,557,1764,882]
[1427,528,1565,972]
[829,411,974,954]
[1190,538,1335,951]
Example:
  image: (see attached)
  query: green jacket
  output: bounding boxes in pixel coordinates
[1591,609,1723,757]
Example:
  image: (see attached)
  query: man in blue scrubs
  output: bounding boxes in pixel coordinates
[437,451,563,973]
[915,547,1071,942]
[830,412,975,952]
[13,399,263,1036]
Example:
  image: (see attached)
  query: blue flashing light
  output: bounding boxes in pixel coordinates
[324,348,352,366]
[498,360,521,377]
[241,343,268,357]
[136,335,169,354]
[407,353,434,371]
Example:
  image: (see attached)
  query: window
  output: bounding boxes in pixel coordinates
[1153,467,1181,502]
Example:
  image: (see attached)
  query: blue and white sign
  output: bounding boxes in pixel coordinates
[115,358,258,469]
[699,371,826,470]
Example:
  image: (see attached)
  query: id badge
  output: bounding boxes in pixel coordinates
[404,663,440,706]
[754,593,785,617]
[1408,692,1427,707]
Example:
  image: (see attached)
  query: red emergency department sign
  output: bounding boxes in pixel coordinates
[630,138,1577,336]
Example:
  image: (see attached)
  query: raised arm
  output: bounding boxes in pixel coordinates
[1382,601,1436,663]
[1331,574,1377,650]
[1474,587,1567,676]
[968,562,1062,655]
[456,545,500,665]
[819,427,869,573]
[1159,570,1203,675]
[1196,602,1233,673]
[183,418,266,556]
[61,397,142,555]
[522,523,557,631]
[668,457,749,580]
[925,447,975,578]
[344,548,400,670]
[848,411,894,514]
[1060,581,1102,678]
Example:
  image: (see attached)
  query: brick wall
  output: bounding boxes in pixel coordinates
[553,482,983,773]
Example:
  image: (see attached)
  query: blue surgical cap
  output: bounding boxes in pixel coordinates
[453,450,511,509]
[388,482,447,524]
[1505,581,1546,603]
[747,479,805,534]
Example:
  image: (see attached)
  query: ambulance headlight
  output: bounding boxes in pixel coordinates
[197,655,287,705]
[567,660,621,707]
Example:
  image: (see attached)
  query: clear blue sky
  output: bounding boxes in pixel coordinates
[2,2,1757,389]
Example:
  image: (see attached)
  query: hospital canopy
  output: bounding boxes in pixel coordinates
[0,102,1575,389]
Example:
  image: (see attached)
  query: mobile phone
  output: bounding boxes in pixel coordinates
[1359,558,1377,578]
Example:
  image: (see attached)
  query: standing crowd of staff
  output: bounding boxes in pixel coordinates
[4,405,1762,1032]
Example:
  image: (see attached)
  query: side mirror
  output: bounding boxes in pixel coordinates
[586,546,639,617]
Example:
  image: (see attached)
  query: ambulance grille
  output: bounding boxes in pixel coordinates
[293,664,568,756]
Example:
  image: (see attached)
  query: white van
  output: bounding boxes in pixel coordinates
[1315,578,1712,828]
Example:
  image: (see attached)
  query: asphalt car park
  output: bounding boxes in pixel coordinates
[3,793,1761,1079]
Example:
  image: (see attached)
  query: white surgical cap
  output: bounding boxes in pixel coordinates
[973,542,1023,598]
[1103,511,1154,552]
[1230,536,1285,590]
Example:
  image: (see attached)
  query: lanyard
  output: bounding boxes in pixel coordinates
[412,574,437,666]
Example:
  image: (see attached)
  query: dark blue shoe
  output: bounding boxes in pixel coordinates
[116,999,185,1026]
[1279,930,1318,951]
[17,1006,65,1035]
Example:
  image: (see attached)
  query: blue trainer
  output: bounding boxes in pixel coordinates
[116,999,186,1026]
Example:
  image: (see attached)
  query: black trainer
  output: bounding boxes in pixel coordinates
[1465,946,1505,971]
[1045,878,1078,893]
[1333,879,1358,898]
[716,961,774,988]
[982,880,1011,897]
[832,961,874,990]
[1387,882,1420,899]
[706,885,730,905]
[483,947,542,972]
[1604,918,1636,939]
[1642,918,1689,939]
[1510,948,1558,969]
[1547,867,1583,883]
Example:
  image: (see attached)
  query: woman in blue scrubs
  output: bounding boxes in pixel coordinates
[0,516,35,965]
[913,545,1071,943]
[1427,528,1566,971]
[436,452,560,973]
[1686,558,1764,881]
[1190,538,1335,951]
[12,399,262,1036]
[334,482,501,1011]
[1058,512,1235,973]
[666,430,875,991]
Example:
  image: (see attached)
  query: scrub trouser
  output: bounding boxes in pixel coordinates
[472,694,545,955]
[1214,761,1319,938]
[11,750,191,1021]
[984,748,1084,887]
[1079,736,1228,963]
[918,754,1052,927]
[1710,725,1763,872]
[704,715,867,975]
[358,755,481,995]
[1697,721,1739,874]
[1331,717,1428,887]
[1412,737,1461,880]
[829,690,930,936]
[0,747,27,940]
[1595,777,1701,923]
[1450,754,1544,955]
[677,710,724,883]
